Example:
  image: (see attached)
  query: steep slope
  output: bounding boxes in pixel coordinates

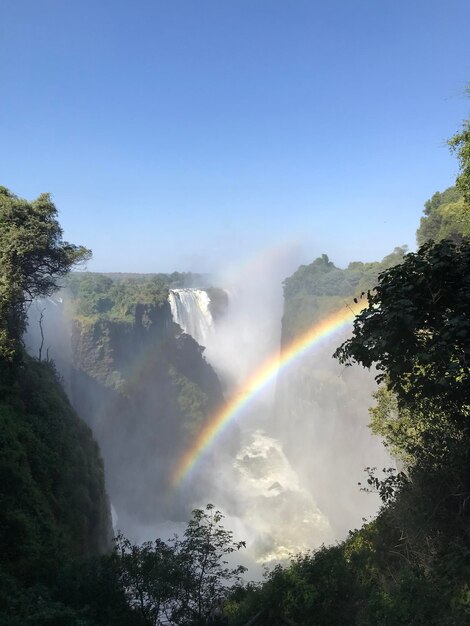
[0,355,111,595]
[0,185,113,619]
[281,248,407,343]
[273,248,407,535]
[52,276,226,533]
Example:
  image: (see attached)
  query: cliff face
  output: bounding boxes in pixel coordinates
[0,356,112,589]
[274,253,407,537]
[67,299,224,529]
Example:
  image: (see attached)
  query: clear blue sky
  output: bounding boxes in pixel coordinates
[1,0,469,272]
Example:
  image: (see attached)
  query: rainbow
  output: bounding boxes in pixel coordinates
[171,301,364,486]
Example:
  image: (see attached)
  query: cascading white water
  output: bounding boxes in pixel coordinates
[168,288,214,346]
[167,284,335,564]
[233,430,333,562]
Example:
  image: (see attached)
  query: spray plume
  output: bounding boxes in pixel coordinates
[171,301,366,486]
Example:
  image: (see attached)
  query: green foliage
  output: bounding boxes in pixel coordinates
[0,185,125,624]
[416,186,470,245]
[55,555,144,626]
[67,274,169,322]
[282,248,406,343]
[0,187,90,360]
[115,534,186,625]
[0,355,113,622]
[227,534,381,626]
[448,94,470,206]
[1,505,246,625]
[0,355,110,576]
[115,505,246,626]
[326,237,470,625]
[181,505,247,622]
[418,103,470,245]
[0,554,144,626]
[369,385,427,463]
[334,239,470,422]
[227,508,470,625]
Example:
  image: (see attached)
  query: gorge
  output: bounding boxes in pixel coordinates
[25,265,390,567]
[4,180,469,624]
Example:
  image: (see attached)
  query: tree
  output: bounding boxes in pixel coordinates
[448,88,470,207]
[180,504,246,625]
[334,239,470,594]
[116,505,246,626]
[334,239,470,425]
[115,535,186,626]
[416,186,470,246]
[0,187,90,361]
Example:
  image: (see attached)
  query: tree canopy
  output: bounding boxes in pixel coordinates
[334,239,470,429]
[416,186,470,245]
[448,89,470,206]
[281,247,407,343]
[115,504,246,626]
[0,187,90,360]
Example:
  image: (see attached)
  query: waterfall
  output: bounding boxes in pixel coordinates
[168,288,214,346]
[167,286,335,563]
[233,430,333,562]
[167,285,367,564]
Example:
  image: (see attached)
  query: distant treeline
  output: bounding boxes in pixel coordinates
[70,270,214,287]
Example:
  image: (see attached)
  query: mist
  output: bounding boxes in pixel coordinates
[191,248,389,564]
[24,246,390,577]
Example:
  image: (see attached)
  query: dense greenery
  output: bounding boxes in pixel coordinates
[1,502,247,625]
[281,247,406,343]
[116,505,246,626]
[449,91,470,206]
[0,356,110,565]
[335,239,470,419]
[53,268,229,532]
[66,273,169,322]
[77,271,213,288]
[0,188,114,623]
[0,355,116,625]
[0,187,90,361]
[416,185,470,245]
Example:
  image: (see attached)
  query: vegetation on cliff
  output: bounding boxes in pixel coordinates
[0,186,90,361]
[59,269,226,527]
[0,188,114,623]
[66,273,169,323]
[281,247,407,344]
[416,186,470,245]
[64,271,227,324]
